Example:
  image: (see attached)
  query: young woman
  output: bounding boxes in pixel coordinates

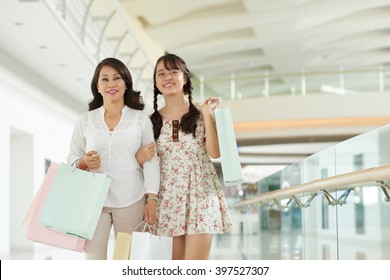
[67,57,160,259]
[139,53,232,260]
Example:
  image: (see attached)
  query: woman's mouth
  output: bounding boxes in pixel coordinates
[164,83,174,88]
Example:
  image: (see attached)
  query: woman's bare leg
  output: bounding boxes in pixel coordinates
[172,235,186,260]
[184,234,213,260]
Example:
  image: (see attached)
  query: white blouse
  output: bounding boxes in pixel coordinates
[67,106,160,207]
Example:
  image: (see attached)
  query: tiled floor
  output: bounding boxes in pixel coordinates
[0,233,245,260]
[3,231,389,260]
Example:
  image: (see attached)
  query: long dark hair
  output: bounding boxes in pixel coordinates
[88,57,144,111]
[150,53,200,140]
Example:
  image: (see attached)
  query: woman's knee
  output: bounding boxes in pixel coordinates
[84,241,108,260]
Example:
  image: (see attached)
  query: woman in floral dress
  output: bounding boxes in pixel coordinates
[138,53,232,259]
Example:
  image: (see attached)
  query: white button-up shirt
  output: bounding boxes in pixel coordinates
[67,106,160,207]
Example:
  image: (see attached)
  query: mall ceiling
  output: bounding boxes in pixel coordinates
[119,0,390,99]
[2,0,390,105]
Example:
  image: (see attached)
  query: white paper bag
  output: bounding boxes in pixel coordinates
[130,231,172,260]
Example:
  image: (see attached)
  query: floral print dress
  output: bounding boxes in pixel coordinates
[156,115,232,237]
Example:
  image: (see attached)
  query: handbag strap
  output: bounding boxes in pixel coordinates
[133,220,157,234]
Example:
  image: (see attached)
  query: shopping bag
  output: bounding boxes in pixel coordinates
[39,163,111,240]
[112,232,132,260]
[215,107,244,186]
[130,222,172,260]
[22,175,45,228]
[25,162,85,252]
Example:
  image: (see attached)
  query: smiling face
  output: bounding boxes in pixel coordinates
[155,60,187,96]
[97,65,126,105]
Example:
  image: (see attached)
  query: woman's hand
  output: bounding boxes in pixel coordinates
[201,97,219,116]
[78,150,100,170]
[136,143,155,167]
[144,195,157,225]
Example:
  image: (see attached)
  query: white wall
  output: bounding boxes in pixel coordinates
[0,64,79,254]
[10,128,34,251]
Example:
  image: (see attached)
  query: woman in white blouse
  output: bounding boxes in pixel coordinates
[67,57,160,260]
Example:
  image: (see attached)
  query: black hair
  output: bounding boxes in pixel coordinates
[150,53,200,140]
[88,57,144,111]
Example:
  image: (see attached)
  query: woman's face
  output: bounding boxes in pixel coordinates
[97,65,126,105]
[155,60,187,96]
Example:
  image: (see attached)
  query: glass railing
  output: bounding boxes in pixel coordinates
[192,66,390,102]
[220,123,390,260]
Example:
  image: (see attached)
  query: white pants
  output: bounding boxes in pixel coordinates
[84,197,145,260]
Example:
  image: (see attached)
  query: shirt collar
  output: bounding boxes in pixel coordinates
[99,105,129,114]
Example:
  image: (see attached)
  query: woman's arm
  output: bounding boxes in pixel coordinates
[144,193,158,225]
[67,117,88,168]
[140,116,161,224]
[201,98,220,159]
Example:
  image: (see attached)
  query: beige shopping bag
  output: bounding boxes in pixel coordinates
[113,232,132,260]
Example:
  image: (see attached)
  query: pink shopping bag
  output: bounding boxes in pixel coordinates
[24,162,85,252]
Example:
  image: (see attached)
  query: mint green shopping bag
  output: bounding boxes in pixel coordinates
[215,108,244,186]
[39,163,111,240]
